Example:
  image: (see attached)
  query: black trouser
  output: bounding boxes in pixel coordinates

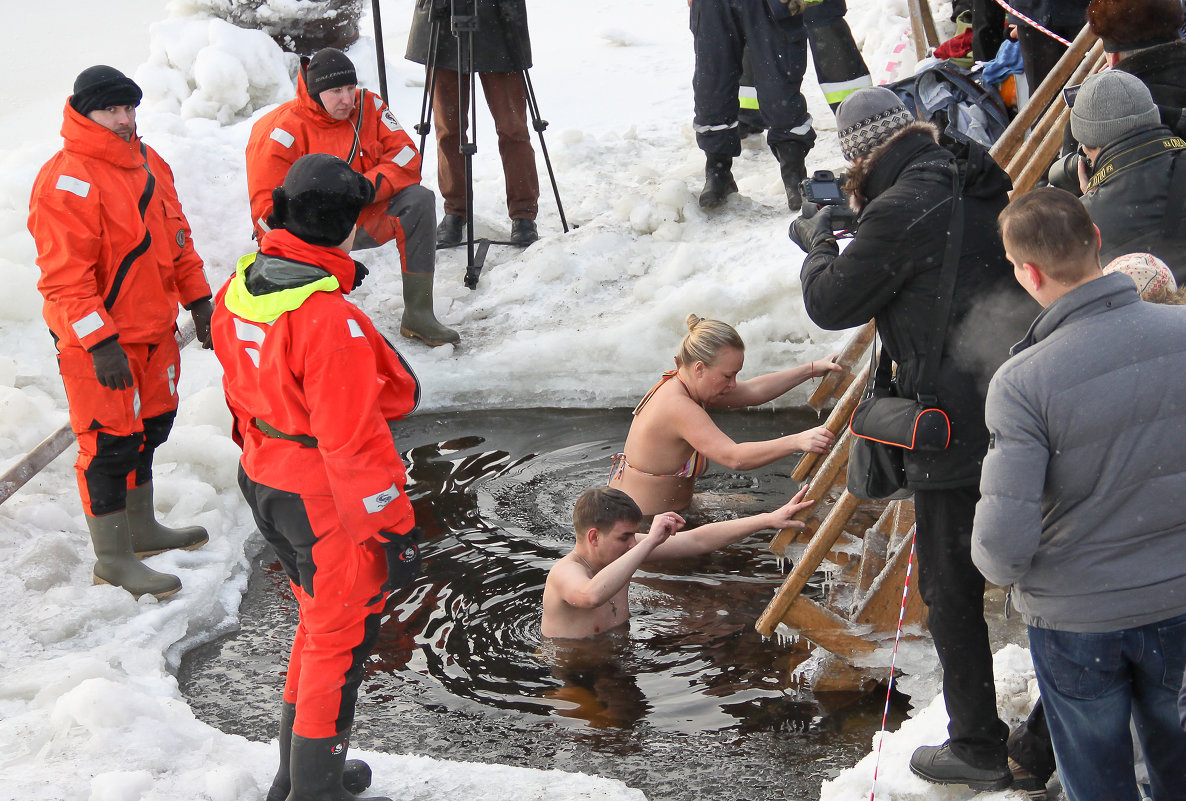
[1017,22,1079,92]
[691,0,814,156]
[971,0,1007,62]
[914,485,1009,769]
[1008,699,1056,780]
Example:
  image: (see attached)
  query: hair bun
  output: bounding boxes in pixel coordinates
[685,313,703,331]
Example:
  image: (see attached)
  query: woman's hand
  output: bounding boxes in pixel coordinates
[807,353,843,378]
[790,426,834,454]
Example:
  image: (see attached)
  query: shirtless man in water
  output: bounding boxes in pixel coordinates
[541,485,811,639]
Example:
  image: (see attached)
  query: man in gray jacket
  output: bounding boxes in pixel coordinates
[973,187,1186,801]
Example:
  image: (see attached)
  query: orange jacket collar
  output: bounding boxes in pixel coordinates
[60,100,143,168]
[295,69,359,129]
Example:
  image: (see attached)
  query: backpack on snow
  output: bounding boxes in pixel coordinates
[884,61,1011,151]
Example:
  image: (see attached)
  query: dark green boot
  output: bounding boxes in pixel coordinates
[125,482,209,557]
[266,703,372,801]
[399,272,459,347]
[86,510,181,599]
[286,729,392,801]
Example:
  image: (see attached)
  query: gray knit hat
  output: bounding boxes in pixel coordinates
[836,87,916,162]
[1070,70,1160,148]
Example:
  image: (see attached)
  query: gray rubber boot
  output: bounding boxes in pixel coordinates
[286,729,392,801]
[86,510,182,599]
[125,482,209,557]
[399,272,459,347]
[267,703,372,801]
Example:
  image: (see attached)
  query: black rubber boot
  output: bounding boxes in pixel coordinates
[125,482,209,557]
[509,219,538,246]
[286,730,392,801]
[770,141,809,212]
[435,214,464,247]
[399,272,460,347]
[909,742,1012,791]
[86,510,182,599]
[266,703,372,801]
[698,155,737,209]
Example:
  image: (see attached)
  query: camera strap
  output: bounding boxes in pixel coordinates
[1085,133,1186,192]
[1163,150,1186,242]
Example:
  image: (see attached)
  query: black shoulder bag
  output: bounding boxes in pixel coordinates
[846,165,964,501]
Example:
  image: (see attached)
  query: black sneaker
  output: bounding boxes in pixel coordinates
[909,743,1012,791]
[436,214,464,247]
[510,219,538,246]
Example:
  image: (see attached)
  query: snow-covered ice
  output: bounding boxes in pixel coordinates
[0,0,1045,798]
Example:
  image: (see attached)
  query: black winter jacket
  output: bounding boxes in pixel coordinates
[800,125,1037,489]
[1115,41,1186,137]
[405,0,532,73]
[1080,124,1186,281]
[1005,0,1088,29]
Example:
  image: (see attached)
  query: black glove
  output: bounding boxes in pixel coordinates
[351,260,369,290]
[377,526,423,594]
[789,206,836,253]
[187,297,214,349]
[90,339,134,390]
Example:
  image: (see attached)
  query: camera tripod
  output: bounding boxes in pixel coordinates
[413,0,569,289]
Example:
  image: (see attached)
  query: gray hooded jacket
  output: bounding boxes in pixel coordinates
[972,272,1186,632]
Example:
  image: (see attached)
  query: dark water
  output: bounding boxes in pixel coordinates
[179,408,907,801]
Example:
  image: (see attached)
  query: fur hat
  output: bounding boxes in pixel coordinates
[70,65,143,117]
[267,154,375,246]
[1088,0,1184,53]
[1103,252,1178,302]
[1070,70,1160,147]
[836,87,916,162]
[305,48,357,100]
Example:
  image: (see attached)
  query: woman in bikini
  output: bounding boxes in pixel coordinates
[608,314,838,515]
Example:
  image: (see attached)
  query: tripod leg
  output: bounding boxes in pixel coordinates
[521,70,569,234]
[416,17,441,156]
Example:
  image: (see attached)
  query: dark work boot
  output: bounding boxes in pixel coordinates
[86,510,182,600]
[435,214,464,247]
[509,219,538,246]
[399,272,459,347]
[266,703,372,801]
[698,155,737,209]
[287,729,392,801]
[125,482,208,557]
[909,742,1012,791]
[770,141,809,212]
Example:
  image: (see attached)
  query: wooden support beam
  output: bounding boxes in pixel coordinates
[773,432,853,555]
[756,490,862,636]
[805,653,882,694]
[792,362,869,482]
[906,0,940,60]
[854,528,925,631]
[779,596,878,656]
[806,321,875,411]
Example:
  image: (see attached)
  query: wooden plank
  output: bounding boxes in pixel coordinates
[806,320,874,411]
[779,596,878,656]
[807,653,881,694]
[792,362,869,482]
[854,528,924,632]
[774,432,854,554]
[756,490,862,635]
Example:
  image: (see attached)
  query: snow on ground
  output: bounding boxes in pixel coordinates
[0,1,1043,799]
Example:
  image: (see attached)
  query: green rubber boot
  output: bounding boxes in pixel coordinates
[286,729,392,801]
[86,510,181,599]
[125,482,209,557]
[399,272,459,347]
[266,703,373,801]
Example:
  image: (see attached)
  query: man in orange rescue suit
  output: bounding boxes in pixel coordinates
[246,47,459,347]
[28,65,213,601]
[212,153,423,801]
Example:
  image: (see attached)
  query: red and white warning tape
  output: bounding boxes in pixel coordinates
[992,0,1073,46]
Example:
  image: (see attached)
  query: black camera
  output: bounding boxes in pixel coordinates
[799,170,856,231]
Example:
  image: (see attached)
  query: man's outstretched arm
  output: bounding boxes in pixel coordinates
[646,486,812,560]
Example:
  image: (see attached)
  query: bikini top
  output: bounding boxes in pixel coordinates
[611,371,710,480]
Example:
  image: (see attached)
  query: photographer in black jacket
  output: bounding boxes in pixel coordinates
[790,87,1036,791]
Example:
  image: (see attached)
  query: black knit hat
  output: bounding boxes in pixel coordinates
[70,65,143,117]
[305,48,357,99]
[267,154,375,246]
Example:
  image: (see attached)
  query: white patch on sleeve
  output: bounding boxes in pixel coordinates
[269,128,295,148]
[362,483,400,514]
[55,175,90,198]
[132,389,141,418]
[245,348,261,367]
[393,146,415,167]
[234,318,267,346]
[72,311,105,339]
[347,319,364,338]
[381,109,401,132]
[373,94,384,110]
[167,364,177,396]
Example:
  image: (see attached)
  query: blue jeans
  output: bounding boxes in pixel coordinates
[1029,613,1186,801]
